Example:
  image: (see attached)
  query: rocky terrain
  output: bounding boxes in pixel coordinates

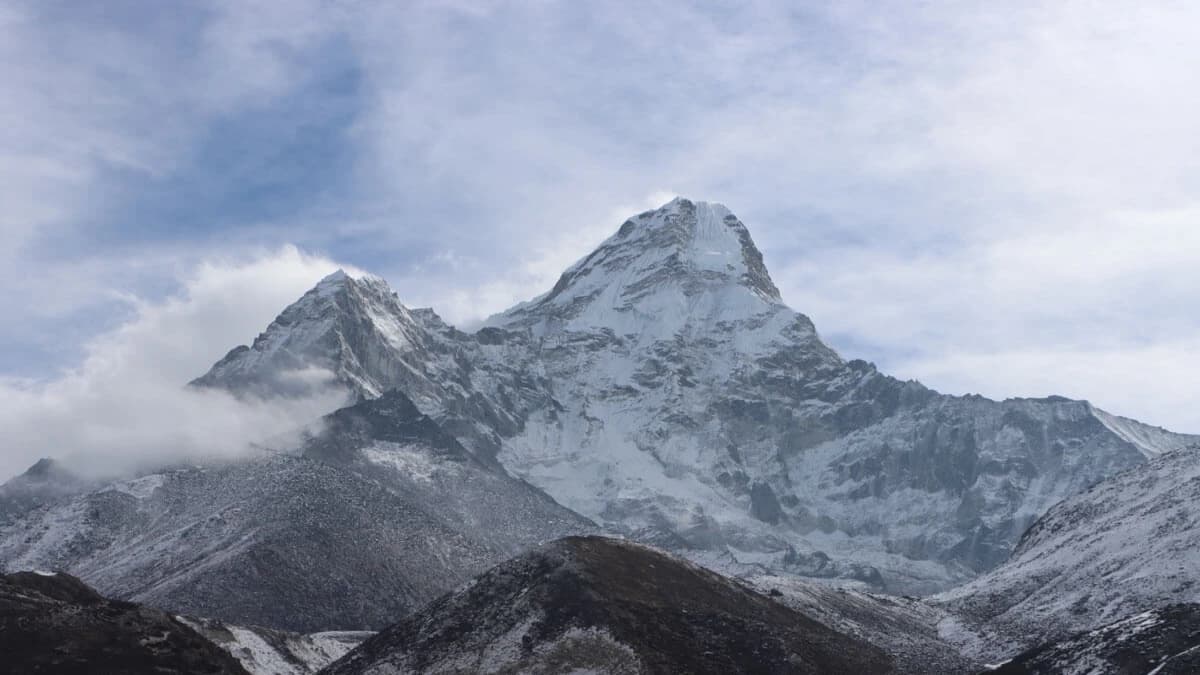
[0,391,593,631]
[0,570,249,674]
[0,457,91,523]
[937,444,1200,661]
[322,536,896,675]
[748,573,981,673]
[1,197,1197,672]
[195,197,1196,593]
[989,604,1200,674]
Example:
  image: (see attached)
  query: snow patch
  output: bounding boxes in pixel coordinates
[110,474,165,499]
[1092,406,1193,458]
[362,443,443,482]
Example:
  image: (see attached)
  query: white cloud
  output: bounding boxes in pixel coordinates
[2,0,1197,438]
[0,247,349,481]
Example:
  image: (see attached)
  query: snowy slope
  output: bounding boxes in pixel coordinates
[936,445,1200,661]
[1091,405,1189,458]
[989,604,1200,675]
[747,573,982,673]
[0,392,594,632]
[0,458,92,523]
[193,197,1198,593]
[483,199,1198,592]
[180,616,372,675]
[192,270,538,462]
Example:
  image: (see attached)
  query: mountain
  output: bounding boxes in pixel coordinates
[936,444,1200,661]
[0,391,594,632]
[196,197,1197,593]
[0,457,90,523]
[192,270,542,463]
[0,570,249,674]
[989,604,1200,674]
[321,536,896,675]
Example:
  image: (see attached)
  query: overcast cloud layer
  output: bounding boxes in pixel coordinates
[2,1,1197,478]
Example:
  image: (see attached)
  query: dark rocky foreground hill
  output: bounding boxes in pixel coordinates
[323,536,896,675]
[0,570,249,674]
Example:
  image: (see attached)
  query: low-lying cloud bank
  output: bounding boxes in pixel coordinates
[0,246,350,482]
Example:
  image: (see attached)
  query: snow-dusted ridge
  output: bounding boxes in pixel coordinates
[490,198,783,340]
[983,604,1200,674]
[1090,404,1188,458]
[0,390,593,632]
[937,444,1200,661]
[184,196,1199,595]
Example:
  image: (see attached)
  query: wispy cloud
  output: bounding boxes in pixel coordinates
[2,1,1197,439]
[0,247,348,480]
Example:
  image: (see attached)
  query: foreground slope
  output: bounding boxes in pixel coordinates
[0,570,249,674]
[181,616,372,675]
[196,197,1196,592]
[323,536,895,675]
[937,445,1200,660]
[749,574,981,673]
[0,391,593,631]
[991,604,1200,675]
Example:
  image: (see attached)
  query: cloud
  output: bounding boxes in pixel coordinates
[1,1,1197,436]
[0,247,350,481]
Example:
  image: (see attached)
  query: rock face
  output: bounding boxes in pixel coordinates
[195,197,1197,593]
[322,536,896,675]
[990,604,1200,675]
[0,391,594,632]
[191,270,541,463]
[0,570,249,674]
[937,445,1200,661]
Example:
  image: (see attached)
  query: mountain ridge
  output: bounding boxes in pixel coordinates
[189,197,1198,594]
[322,536,896,675]
[0,390,594,632]
[935,443,1200,661]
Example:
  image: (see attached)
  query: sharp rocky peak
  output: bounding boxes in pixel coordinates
[492,197,783,331]
[311,268,400,303]
[191,267,432,399]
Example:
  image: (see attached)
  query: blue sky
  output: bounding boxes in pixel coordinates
[2,1,1198,478]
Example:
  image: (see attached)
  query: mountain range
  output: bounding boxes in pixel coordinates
[194,197,1196,593]
[2,197,1197,673]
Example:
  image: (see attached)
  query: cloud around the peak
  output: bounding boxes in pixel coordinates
[1,0,1197,435]
[0,247,349,482]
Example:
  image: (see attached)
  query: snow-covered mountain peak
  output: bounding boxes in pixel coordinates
[185,197,1198,596]
[312,268,397,301]
[316,267,349,286]
[492,197,783,334]
[192,266,427,399]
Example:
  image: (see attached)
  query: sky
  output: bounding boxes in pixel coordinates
[2,1,1198,478]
